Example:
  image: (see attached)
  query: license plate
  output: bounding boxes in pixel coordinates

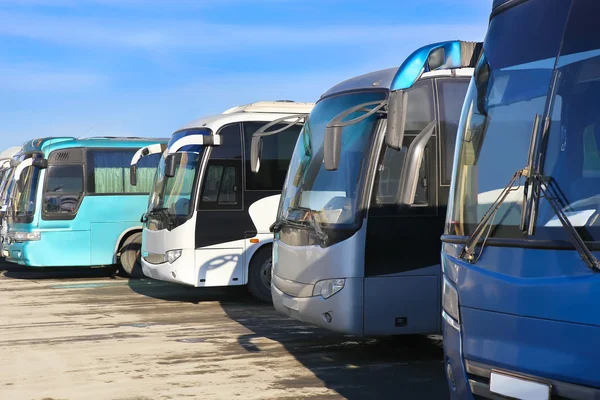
[281,296,299,311]
[490,371,550,400]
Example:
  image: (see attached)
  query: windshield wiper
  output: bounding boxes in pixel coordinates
[459,169,525,263]
[269,216,304,233]
[459,168,600,272]
[529,173,600,272]
[288,207,328,246]
[148,207,175,229]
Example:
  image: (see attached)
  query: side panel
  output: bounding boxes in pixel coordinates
[363,266,440,336]
[196,243,244,286]
[86,196,147,265]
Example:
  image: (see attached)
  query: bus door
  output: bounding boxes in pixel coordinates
[363,79,441,335]
[195,124,245,286]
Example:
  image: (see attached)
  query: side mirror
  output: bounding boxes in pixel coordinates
[32,159,48,169]
[323,125,343,171]
[427,47,445,71]
[130,165,137,186]
[385,90,408,150]
[165,154,176,178]
[250,136,262,173]
[397,120,436,206]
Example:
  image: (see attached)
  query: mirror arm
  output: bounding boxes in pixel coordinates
[397,120,437,206]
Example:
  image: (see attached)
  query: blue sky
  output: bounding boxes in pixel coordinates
[0,0,490,148]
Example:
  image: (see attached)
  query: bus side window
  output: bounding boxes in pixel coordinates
[374,79,434,209]
[199,124,242,210]
[243,122,301,191]
[437,79,469,185]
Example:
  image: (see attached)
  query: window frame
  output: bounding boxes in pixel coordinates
[435,77,471,186]
[370,133,438,217]
[242,121,302,192]
[85,147,161,196]
[41,163,86,221]
[197,123,244,211]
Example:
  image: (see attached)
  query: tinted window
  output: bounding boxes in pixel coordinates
[244,122,301,191]
[447,0,570,238]
[438,79,469,184]
[200,164,239,206]
[405,80,434,134]
[88,149,161,194]
[212,124,242,160]
[46,165,83,193]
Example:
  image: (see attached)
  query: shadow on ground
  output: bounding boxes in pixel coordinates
[0,258,117,280]
[128,276,449,400]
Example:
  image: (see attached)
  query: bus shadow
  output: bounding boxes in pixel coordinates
[221,301,449,400]
[124,252,449,399]
[127,278,251,304]
[0,258,118,280]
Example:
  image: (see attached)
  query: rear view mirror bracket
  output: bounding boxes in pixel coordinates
[324,100,387,171]
[397,120,436,206]
[250,114,308,173]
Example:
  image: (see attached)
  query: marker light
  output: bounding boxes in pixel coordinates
[165,249,182,264]
[442,275,460,330]
[313,278,345,299]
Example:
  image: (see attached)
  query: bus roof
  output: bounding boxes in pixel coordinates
[176,101,315,133]
[320,67,474,100]
[222,101,314,115]
[21,136,169,156]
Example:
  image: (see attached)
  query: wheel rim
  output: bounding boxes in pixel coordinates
[259,258,272,290]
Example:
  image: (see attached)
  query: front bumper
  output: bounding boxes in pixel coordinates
[141,249,197,286]
[271,277,364,336]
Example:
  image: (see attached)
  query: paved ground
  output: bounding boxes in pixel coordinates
[0,261,449,400]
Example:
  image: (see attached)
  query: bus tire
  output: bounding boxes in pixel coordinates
[247,245,273,303]
[119,232,144,278]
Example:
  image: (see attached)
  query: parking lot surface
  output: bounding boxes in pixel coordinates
[0,262,448,400]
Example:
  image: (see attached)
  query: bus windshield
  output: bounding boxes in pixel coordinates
[278,90,386,229]
[12,164,41,222]
[147,150,204,230]
[448,0,600,242]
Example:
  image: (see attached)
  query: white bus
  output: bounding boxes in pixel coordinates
[130,101,314,301]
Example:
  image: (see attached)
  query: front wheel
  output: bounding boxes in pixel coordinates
[119,232,144,278]
[247,246,273,303]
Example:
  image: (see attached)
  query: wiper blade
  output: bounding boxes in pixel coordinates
[459,169,525,263]
[530,173,600,272]
[269,217,304,233]
[289,207,328,246]
[148,207,175,228]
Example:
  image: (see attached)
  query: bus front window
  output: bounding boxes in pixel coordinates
[279,91,386,231]
[12,165,41,223]
[147,151,203,231]
[447,0,571,239]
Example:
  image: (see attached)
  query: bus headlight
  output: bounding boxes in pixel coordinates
[313,278,345,299]
[442,275,460,330]
[165,249,182,264]
[12,231,41,242]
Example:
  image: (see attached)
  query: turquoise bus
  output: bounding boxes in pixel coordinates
[3,136,167,275]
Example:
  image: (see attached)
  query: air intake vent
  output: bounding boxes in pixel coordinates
[55,152,70,161]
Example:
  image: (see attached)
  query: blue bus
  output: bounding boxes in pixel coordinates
[3,136,167,275]
[442,0,600,398]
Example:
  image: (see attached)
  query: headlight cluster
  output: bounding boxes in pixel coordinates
[442,275,460,331]
[313,278,345,299]
[12,231,41,242]
[165,249,182,264]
